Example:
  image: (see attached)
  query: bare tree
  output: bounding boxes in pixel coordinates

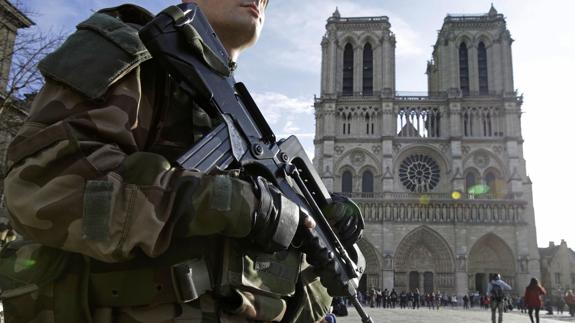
[0,29,65,113]
[0,2,65,204]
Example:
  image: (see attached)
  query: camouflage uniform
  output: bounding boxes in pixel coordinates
[0,5,331,323]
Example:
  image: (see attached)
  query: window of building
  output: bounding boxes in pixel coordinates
[343,44,354,96]
[463,110,471,136]
[365,114,370,135]
[347,113,351,135]
[362,170,374,193]
[555,272,561,286]
[396,108,441,138]
[478,42,489,95]
[459,43,470,96]
[484,170,499,196]
[571,273,575,285]
[482,111,493,137]
[342,113,352,135]
[342,170,353,193]
[466,171,478,193]
[362,43,373,96]
[399,154,441,192]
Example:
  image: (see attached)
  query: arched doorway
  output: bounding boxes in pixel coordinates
[424,271,434,293]
[357,239,383,293]
[409,271,420,291]
[394,226,456,294]
[468,233,516,294]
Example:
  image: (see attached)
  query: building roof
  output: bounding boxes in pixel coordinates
[444,4,504,23]
[0,0,34,29]
[326,7,389,28]
[539,241,575,263]
[539,245,559,260]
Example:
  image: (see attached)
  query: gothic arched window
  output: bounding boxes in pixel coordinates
[362,43,373,96]
[465,171,479,193]
[365,114,370,135]
[478,42,489,95]
[342,170,353,193]
[459,43,470,96]
[343,43,354,96]
[484,170,499,197]
[347,113,352,135]
[362,170,374,193]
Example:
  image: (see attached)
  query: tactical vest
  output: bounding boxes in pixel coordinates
[0,5,330,322]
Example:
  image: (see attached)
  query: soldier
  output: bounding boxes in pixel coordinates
[0,0,364,322]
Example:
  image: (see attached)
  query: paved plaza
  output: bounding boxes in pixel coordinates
[338,308,575,323]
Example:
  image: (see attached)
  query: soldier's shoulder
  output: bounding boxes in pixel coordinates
[38,4,154,99]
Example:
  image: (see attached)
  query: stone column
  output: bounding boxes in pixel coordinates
[468,45,479,94]
[354,46,363,95]
[501,32,514,95]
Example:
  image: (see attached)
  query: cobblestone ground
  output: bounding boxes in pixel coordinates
[338,307,575,323]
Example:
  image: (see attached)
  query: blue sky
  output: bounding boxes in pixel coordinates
[20,0,575,249]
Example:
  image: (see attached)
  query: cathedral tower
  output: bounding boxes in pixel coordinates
[314,6,539,296]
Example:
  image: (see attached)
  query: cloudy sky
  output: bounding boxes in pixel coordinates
[20,0,575,249]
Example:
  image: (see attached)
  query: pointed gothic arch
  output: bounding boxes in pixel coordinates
[362,42,374,96]
[394,226,456,293]
[474,33,494,48]
[459,42,470,96]
[357,238,383,291]
[464,168,481,194]
[483,167,505,198]
[468,233,516,293]
[478,41,489,95]
[335,148,382,176]
[343,43,354,96]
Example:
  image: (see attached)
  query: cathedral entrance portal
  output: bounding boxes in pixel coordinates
[357,239,383,292]
[394,226,456,293]
[468,234,516,292]
[475,273,487,294]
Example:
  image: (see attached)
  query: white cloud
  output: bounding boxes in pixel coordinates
[250,92,316,154]
[251,91,313,124]
[262,1,425,73]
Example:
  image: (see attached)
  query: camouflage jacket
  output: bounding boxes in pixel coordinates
[1,5,330,323]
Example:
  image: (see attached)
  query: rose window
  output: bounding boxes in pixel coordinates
[399,154,440,192]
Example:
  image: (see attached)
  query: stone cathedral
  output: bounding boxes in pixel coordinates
[313,6,540,296]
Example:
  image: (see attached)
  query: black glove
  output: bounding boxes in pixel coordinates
[250,177,300,253]
[298,228,349,297]
[323,193,364,247]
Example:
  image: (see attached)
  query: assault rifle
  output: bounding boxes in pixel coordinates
[139,4,373,323]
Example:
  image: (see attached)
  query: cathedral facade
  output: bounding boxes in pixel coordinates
[313,6,540,296]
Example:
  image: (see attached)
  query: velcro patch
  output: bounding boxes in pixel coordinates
[210,175,232,212]
[83,180,114,241]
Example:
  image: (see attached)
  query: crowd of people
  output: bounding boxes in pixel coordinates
[330,274,575,323]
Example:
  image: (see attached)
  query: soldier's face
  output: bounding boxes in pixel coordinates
[190,0,268,54]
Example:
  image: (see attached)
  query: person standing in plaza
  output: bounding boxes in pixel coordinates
[565,290,575,317]
[400,291,407,309]
[524,278,546,323]
[390,288,398,308]
[487,273,512,323]
[413,288,421,309]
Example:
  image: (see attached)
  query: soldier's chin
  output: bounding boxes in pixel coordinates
[233,24,261,49]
